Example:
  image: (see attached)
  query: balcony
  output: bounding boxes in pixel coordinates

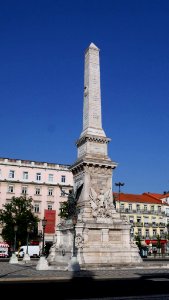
[159,223,166,228]
[144,223,151,227]
[134,222,143,227]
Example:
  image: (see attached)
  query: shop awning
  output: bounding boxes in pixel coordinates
[0,242,9,247]
[145,239,167,245]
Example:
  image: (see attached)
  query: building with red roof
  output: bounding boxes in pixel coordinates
[113,192,169,254]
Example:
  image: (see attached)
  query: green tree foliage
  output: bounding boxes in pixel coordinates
[58,190,77,220]
[156,234,161,249]
[135,234,142,249]
[0,196,39,249]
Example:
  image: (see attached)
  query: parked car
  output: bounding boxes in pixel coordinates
[15,245,40,258]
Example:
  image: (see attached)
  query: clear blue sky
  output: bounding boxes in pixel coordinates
[0,0,169,194]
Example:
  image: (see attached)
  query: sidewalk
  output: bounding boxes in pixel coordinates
[1,259,169,282]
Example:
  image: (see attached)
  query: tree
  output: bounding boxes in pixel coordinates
[135,234,142,249]
[156,235,161,249]
[58,190,77,220]
[0,196,39,249]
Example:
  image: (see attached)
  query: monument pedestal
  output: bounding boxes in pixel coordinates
[48,217,142,270]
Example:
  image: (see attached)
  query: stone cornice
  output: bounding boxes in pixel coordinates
[70,157,118,173]
[76,135,111,147]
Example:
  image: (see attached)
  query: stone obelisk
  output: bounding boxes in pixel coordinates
[71,42,118,222]
[48,43,142,269]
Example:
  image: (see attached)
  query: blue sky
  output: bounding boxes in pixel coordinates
[0,0,169,194]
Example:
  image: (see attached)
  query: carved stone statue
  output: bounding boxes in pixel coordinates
[89,187,114,219]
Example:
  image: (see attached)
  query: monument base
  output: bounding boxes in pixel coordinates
[48,219,142,270]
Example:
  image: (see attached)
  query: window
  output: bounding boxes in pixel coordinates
[137,217,141,223]
[48,188,53,196]
[35,188,41,195]
[136,204,140,211]
[151,205,154,211]
[48,204,53,210]
[144,205,147,211]
[145,229,149,238]
[8,185,14,193]
[158,206,161,212]
[138,229,142,236]
[152,218,156,226]
[34,203,40,213]
[160,230,164,236]
[36,173,41,181]
[129,204,132,211]
[48,174,53,182]
[144,217,149,226]
[61,175,66,183]
[22,186,27,194]
[153,229,157,236]
[9,170,15,179]
[23,172,28,180]
[120,203,124,211]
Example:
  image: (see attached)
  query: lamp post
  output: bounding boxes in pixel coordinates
[23,222,32,262]
[42,217,47,256]
[115,182,125,215]
[9,224,19,264]
[26,223,32,255]
[72,215,77,257]
[14,224,18,253]
[35,217,48,270]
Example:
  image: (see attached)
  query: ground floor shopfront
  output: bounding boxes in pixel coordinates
[145,239,168,256]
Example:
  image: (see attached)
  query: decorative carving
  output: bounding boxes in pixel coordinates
[75,234,84,248]
[89,187,114,219]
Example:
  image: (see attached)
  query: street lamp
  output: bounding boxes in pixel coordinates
[26,223,32,255]
[42,217,47,256]
[72,215,77,257]
[23,222,32,262]
[115,182,125,215]
[9,224,19,264]
[14,224,18,253]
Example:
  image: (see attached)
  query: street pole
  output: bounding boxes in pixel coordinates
[72,215,77,257]
[23,222,32,262]
[115,182,125,216]
[14,224,18,253]
[42,217,47,256]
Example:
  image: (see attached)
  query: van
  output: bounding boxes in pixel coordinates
[16,245,40,258]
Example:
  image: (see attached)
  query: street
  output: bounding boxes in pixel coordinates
[1,260,169,299]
